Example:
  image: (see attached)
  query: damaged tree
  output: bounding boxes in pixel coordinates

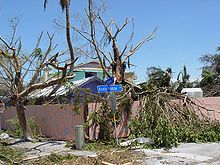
[73,0,156,83]
[44,0,75,74]
[70,1,156,141]
[199,49,220,96]
[129,66,220,148]
[0,26,76,140]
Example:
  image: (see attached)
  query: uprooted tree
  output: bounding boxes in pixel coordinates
[0,23,76,140]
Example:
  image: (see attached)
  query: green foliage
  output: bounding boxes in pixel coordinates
[119,96,133,116]
[129,86,220,149]
[86,102,112,142]
[71,103,81,114]
[175,65,192,92]
[86,90,133,143]
[31,153,77,164]
[42,153,76,163]
[0,145,24,164]
[7,117,41,138]
[129,89,179,148]
[199,52,220,89]
[152,118,178,149]
[200,69,215,87]
[174,121,220,143]
[98,113,112,141]
[7,118,23,137]
[146,66,172,89]
[129,107,153,138]
[130,107,220,149]
[200,54,220,74]
[89,112,101,124]
[83,140,117,151]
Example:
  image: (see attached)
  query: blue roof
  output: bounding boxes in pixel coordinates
[28,76,104,98]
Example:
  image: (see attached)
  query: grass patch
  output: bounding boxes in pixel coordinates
[98,149,145,165]
[65,139,118,151]
[32,154,100,165]
[0,145,24,164]
[30,149,144,165]
[30,153,78,165]
[83,140,117,151]
[0,140,144,164]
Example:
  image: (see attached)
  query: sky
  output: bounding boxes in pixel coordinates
[0,0,220,83]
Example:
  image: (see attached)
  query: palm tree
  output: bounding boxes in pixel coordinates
[146,67,172,88]
[174,65,191,92]
[44,0,75,73]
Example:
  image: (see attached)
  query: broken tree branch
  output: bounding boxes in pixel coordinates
[122,27,157,64]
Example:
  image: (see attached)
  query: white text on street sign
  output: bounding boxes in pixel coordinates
[97,85,123,93]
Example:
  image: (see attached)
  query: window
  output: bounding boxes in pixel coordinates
[85,72,97,78]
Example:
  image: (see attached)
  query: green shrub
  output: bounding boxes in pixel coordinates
[152,118,178,149]
[7,117,41,138]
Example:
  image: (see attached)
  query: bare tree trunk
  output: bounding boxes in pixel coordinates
[112,40,124,84]
[16,102,33,141]
[65,0,75,73]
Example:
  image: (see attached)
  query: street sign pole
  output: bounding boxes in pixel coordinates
[109,92,118,145]
[113,113,119,145]
[97,77,123,145]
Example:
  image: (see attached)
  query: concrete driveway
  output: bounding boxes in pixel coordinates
[139,142,220,165]
[9,139,220,164]
[10,139,97,161]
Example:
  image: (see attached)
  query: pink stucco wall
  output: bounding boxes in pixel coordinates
[195,97,220,120]
[1,97,220,141]
[172,97,220,121]
[2,104,85,140]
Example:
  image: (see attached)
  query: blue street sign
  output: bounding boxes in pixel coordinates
[104,76,114,85]
[97,84,123,93]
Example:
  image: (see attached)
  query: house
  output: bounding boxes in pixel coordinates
[28,76,104,104]
[41,61,108,83]
[72,62,139,84]
[44,61,137,83]
[71,61,110,81]
[33,61,142,103]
